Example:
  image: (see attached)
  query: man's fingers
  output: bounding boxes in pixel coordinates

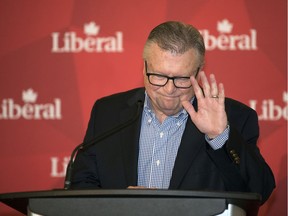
[127,186,146,189]
[210,74,218,97]
[127,186,156,189]
[191,75,204,100]
[218,83,225,103]
[192,71,220,99]
[182,100,196,119]
[199,71,211,98]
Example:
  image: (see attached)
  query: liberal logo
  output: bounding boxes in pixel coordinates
[200,19,257,51]
[249,91,288,121]
[0,88,62,120]
[51,22,124,53]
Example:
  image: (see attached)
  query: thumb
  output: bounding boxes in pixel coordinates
[182,100,196,119]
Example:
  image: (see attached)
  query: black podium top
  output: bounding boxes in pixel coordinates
[0,189,261,216]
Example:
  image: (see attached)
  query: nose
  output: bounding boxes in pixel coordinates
[164,79,177,94]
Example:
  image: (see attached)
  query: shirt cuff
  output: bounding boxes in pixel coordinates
[205,124,230,150]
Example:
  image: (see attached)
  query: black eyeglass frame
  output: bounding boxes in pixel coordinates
[145,61,199,89]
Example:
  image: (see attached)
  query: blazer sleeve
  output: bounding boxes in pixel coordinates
[70,101,102,189]
[206,99,275,204]
[70,98,121,189]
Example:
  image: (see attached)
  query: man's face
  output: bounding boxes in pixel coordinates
[144,43,201,119]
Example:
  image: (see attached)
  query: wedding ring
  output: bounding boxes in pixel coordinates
[211,95,219,98]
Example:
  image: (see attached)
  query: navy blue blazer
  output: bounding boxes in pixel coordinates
[71,87,275,204]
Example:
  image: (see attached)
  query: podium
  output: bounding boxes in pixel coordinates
[0,189,261,216]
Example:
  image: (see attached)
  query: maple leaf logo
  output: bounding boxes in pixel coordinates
[22,88,38,103]
[217,19,233,34]
[84,22,100,36]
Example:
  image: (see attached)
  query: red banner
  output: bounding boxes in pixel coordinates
[0,0,286,215]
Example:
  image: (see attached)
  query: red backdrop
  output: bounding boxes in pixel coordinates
[0,0,286,215]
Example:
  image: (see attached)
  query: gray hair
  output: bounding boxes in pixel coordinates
[143,21,205,67]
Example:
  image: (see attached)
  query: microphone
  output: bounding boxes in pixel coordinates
[64,100,143,190]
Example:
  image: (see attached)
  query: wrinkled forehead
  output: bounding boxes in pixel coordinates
[144,43,202,65]
[146,44,201,71]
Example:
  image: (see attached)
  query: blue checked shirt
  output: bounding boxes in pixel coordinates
[137,93,229,188]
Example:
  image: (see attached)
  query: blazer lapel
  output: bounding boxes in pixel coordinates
[116,91,205,188]
[169,98,206,189]
[119,89,145,187]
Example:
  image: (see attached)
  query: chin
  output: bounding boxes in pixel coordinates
[161,106,181,116]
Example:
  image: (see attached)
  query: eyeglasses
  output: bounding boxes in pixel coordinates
[145,61,198,89]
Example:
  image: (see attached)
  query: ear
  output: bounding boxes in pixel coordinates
[143,60,146,75]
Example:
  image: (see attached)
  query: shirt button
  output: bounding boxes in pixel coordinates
[148,119,152,124]
[156,160,160,166]
[160,132,164,138]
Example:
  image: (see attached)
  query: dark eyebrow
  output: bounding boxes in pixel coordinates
[147,72,191,79]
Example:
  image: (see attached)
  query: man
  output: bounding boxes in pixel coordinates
[71,21,275,204]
